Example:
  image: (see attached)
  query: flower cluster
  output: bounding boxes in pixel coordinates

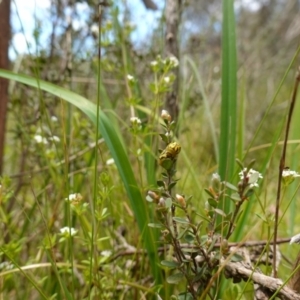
[59,226,78,237]
[282,169,300,186]
[65,193,83,204]
[239,168,263,188]
[150,55,179,72]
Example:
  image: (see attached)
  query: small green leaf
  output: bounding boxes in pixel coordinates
[245,189,254,198]
[161,260,181,268]
[208,197,218,208]
[204,188,215,198]
[148,223,164,228]
[225,211,233,221]
[169,181,177,190]
[196,221,203,233]
[230,193,241,202]
[178,227,189,239]
[181,247,199,253]
[255,213,268,223]
[173,217,189,224]
[235,158,244,170]
[214,208,227,217]
[231,253,244,262]
[160,158,173,170]
[165,198,172,208]
[178,293,193,300]
[159,134,169,144]
[224,182,238,191]
[247,159,256,171]
[166,272,185,284]
[157,180,165,188]
[184,233,195,243]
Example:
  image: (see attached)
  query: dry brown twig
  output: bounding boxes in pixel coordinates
[223,258,300,300]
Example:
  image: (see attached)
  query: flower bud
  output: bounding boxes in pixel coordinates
[158,197,166,207]
[176,194,186,208]
[147,190,159,203]
[161,110,172,122]
[211,173,221,191]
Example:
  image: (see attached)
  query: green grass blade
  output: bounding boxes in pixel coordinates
[218,0,237,221]
[0,69,162,284]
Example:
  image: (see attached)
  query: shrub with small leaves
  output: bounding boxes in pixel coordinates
[147,114,264,299]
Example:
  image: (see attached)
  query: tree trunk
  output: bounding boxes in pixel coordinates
[0,0,11,175]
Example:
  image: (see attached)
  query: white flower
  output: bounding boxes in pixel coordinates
[60,227,78,237]
[66,193,82,203]
[282,169,300,186]
[163,76,170,83]
[34,135,48,145]
[127,74,134,82]
[130,117,141,125]
[51,116,58,122]
[150,60,158,67]
[106,158,115,166]
[49,136,60,142]
[239,168,263,188]
[282,169,300,178]
[290,233,300,244]
[212,173,221,182]
[101,250,112,257]
[165,56,179,68]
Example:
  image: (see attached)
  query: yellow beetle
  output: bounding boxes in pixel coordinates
[159,142,181,165]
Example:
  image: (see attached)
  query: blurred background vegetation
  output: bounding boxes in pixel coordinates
[0,0,300,299]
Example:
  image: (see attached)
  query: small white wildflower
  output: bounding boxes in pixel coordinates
[212,173,221,182]
[130,117,141,125]
[290,233,300,245]
[49,136,60,142]
[66,193,83,203]
[34,135,48,145]
[163,76,170,83]
[51,115,58,122]
[150,60,158,67]
[282,169,300,186]
[60,226,78,237]
[106,158,115,166]
[239,168,263,188]
[282,169,300,178]
[127,74,135,82]
[101,250,112,257]
[165,56,179,68]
